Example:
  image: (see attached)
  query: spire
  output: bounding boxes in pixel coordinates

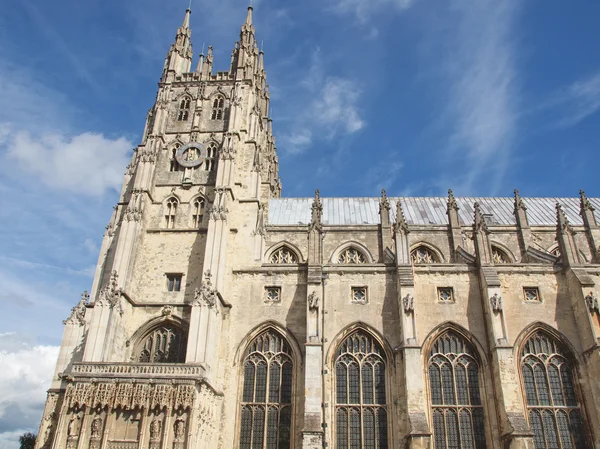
[394,200,410,235]
[580,189,595,214]
[162,8,194,79]
[245,4,253,26]
[556,203,573,235]
[514,189,526,212]
[447,189,458,212]
[230,4,258,79]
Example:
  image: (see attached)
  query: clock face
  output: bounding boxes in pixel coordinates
[175,142,207,168]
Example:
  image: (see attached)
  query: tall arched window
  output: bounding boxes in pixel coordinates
[165,198,178,229]
[520,331,587,449]
[136,324,187,363]
[177,97,191,121]
[428,330,487,449]
[335,330,388,449]
[192,197,205,228]
[239,329,293,449]
[211,96,225,120]
[205,142,218,171]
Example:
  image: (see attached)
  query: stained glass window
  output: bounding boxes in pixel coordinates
[521,331,588,449]
[137,324,186,363]
[239,329,293,449]
[411,246,437,264]
[335,330,388,449]
[269,247,298,264]
[428,330,487,449]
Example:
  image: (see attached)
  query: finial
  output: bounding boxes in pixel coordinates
[580,190,595,213]
[394,200,409,234]
[311,189,323,228]
[447,189,458,211]
[182,7,191,28]
[556,203,572,234]
[380,189,390,211]
[473,202,488,233]
[514,189,526,211]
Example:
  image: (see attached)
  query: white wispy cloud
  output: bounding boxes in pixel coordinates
[278,49,365,154]
[435,0,520,194]
[555,71,600,127]
[330,0,414,22]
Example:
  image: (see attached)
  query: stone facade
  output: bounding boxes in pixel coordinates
[36,6,600,449]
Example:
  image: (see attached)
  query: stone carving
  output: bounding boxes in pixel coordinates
[150,417,162,441]
[310,189,323,231]
[124,190,145,222]
[308,292,319,311]
[90,416,102,439]
[97,271,123,314]
[447,189,459,211]
[162,305,173,317]
[208,188,229,221]
[490,293,503,312]
[586,292,599,314]
[64,291,89,326]
[514,189,527,212]
[379,189,390,213]
[556,203,574,235]
[68,416,79,437]
[174,417,186,441]
[473,202,489,234]
[193,271,217,309]
[580,190,594,212]
[403,294,414,314]
[394,200,410,235]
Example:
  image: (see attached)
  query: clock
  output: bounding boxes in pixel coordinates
[175,142,207,168]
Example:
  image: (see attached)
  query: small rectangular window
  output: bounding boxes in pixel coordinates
[167,274,182,292]
[351,286,368,304]
[524,287,541,303]
[437,287,455,303]
[264,286,281,303]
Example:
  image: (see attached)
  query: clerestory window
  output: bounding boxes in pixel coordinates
[428,330,487,448]
[520,331,588,449]
[492,246,509,264]
[411,246,438,264]
[338,247,367,264]
[239,329,293,449]
[335,330,388,449]
[269,246,298,264]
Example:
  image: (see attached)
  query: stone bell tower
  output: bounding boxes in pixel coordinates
[35,6,281,449]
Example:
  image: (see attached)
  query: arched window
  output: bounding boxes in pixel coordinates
[428,330,487,449]
[549,246,561,258]
[239,329,293,449]
[205,142,218,171]
[411,246,438,264]
[492,246,509,264]
[177,97,191,121]
[165,197,178,229]
[192,197,205,228]
[169,146,180,172]
[335,330,388,449]
[338,247,367,264]
[211,96,225,120]
[269,246,298,264]
[520,331,587,449]
[136,324,187,363]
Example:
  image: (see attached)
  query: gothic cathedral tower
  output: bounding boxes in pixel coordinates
[35,7,283,449]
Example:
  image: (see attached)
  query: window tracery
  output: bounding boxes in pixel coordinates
[177,97,191,121]
[136,324,186,363]
[411,246,438,264]
[211,96,225,120]
[165,198,178,229]
[335,330,388,449]
[492,247,509,264]
[239,329,293,449]
[205,142,217,171]
[338,247,367,264]
[269,246,298,264]
[520,331,587,449]
[192,198,205,228]
[428,330,487,448]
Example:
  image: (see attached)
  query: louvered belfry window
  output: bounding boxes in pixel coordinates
[335,330,388,449]
[428,331,487,449]
[137,325,186,363]
[521,331,587,449]
[239,329,293,449]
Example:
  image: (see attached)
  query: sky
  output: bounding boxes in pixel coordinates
[0,0,599,446]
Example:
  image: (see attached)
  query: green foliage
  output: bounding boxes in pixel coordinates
[19,432,36,449]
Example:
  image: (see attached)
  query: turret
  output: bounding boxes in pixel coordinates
[230,6,259,80]
[162,8,194,81]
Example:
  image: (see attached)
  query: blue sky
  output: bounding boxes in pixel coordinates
[0,0,598,446]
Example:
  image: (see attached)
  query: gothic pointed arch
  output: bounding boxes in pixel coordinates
[190,194,206,228]
[167,139,185,172]
[265,242,304,264]
[176,94,193,121]
[236,324,299,449]
[423,323,489,448]
[330,242,374,264]
[131,315,188,364]
[162,195,180,229]
[490,241,515,264]
[409,242,445,264]
[329,323,392,449]
[515,324,589,448]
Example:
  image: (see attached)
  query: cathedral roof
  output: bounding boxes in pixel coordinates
[268,196,600,227]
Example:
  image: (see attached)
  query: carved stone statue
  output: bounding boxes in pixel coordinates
[490,293,503,313]
[90,416,102,439]
[402,294,414,314]
[68,416,78,437]
[308,292,319,311]
[150,417,162,441]
[174,417,186,441]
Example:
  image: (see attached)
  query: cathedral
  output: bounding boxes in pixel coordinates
[35,6,600,449]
